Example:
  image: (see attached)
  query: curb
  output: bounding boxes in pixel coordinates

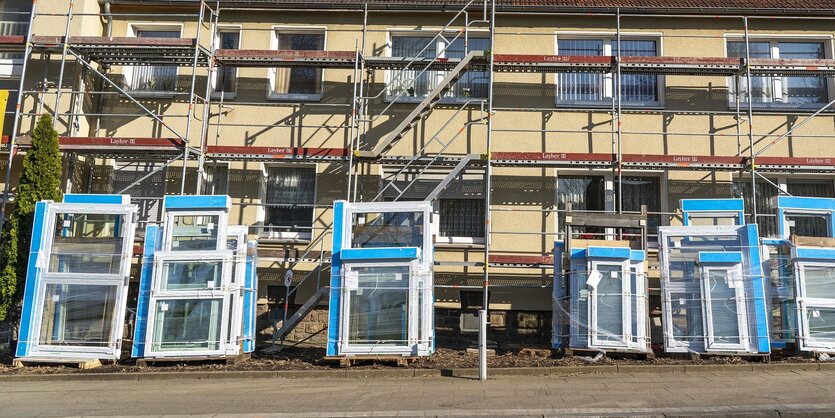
[1,361,829,382]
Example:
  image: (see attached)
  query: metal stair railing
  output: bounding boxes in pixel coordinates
[372,99,486,202]
[356,50,486,159]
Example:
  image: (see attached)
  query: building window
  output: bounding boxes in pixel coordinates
[735,177,835,238]
[0,20,26,77]
[214,30,240,97]
[557,175,605,238]
[111,161,166,232]
[728,40,829,108]
[439,198,485,239]
[271,31,325,100]
[616,176,662,238]
[556,37,660,106]
[263,166,315,240]
[204,163,229,195]
[128,29,180,92]
[388,34,489,100]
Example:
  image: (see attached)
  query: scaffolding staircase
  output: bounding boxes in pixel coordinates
[355,50,486,159]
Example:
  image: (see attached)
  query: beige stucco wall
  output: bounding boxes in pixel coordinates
[6,2,835,312]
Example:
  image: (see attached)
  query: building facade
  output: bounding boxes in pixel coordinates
[2,0,835,346]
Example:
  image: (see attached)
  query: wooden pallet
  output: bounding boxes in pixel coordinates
[562,347,655,360]
[325,355,418,368]
[669,351,771,362]
[12,357,108,369]
[136,352,251,367]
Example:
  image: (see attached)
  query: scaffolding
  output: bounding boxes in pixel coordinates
[3,0,835,357]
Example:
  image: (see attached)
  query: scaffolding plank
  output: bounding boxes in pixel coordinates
[206,145,349,161]
[750,58,835,76]
[31,35,206,66]
[494,54,613,73]
[621,154,744,169]
[59,137,184,152]
[492,151,613,167]
[619,56,741,75]
[215,49,356,68]
[489,254,554,267]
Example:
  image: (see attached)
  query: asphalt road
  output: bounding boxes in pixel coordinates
[2,369,835,417]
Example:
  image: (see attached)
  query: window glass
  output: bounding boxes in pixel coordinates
[264,166,315,233]
[170,215,220,251]
[558,39,605,101]
[49,213,125,275]
[616,40,658,102]
[557,38,659,104]
[389,35,489,99]
[205,164,229,195]
[440,198,485,238]
[215,31,240,94]
[151,298,223,352]
[778,42,827,104]
[728,41,828,105]
[705,269,742,345]
[595,264,624,343]
[274,33,325,95]
[802,266,835,299]
[351,211,425,249]
[159,259,224,291]
[558,175,605,237]
[38,284,117,347]
[131,30,179,91]
[617,176,661,237]
[347,265,410,346]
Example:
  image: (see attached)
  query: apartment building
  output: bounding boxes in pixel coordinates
[1,0,835,345]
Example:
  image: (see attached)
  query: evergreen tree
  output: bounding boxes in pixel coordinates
[0,114,62,321]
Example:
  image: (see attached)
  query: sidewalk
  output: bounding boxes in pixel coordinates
[2,368,834,417]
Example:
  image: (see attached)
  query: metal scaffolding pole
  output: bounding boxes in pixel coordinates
[480,0,496,382]
[195,1,220,194]
[615,8,623,215]
[0,0,37,231]
[180,1,209,195]
[52,0,74,130]
[743,16,757,222]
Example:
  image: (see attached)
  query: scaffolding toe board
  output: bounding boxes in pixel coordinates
[31,36,209,66]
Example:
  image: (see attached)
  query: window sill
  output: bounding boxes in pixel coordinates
[727,102,834,112]
[125,90,177,99]
[556,101,663,109]
[267,93,322,102]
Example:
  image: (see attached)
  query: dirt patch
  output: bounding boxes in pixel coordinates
[0,341,822,376]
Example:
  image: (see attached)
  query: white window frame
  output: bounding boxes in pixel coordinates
[268,26,327,102]
[385,28,491,104]
[701,263,749,352]
[162,209,230,252]
[124,23,183,97]
[28,204,137,359]
[554,32,665,108]
[795,261,835,352]
[258,163,317,242]
[725,34,834,110]
[338,259,431,356]
[587,259,631,349]
[211,26,242,100]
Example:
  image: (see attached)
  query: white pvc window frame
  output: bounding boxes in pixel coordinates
[587,259,631,349]
[225,225,249,355]
[144,251,234,357]
[701,264,749,352]
[162,209,230,252]
[338,259,432,356]
[795,261,835,352]
[29,203,137,359]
